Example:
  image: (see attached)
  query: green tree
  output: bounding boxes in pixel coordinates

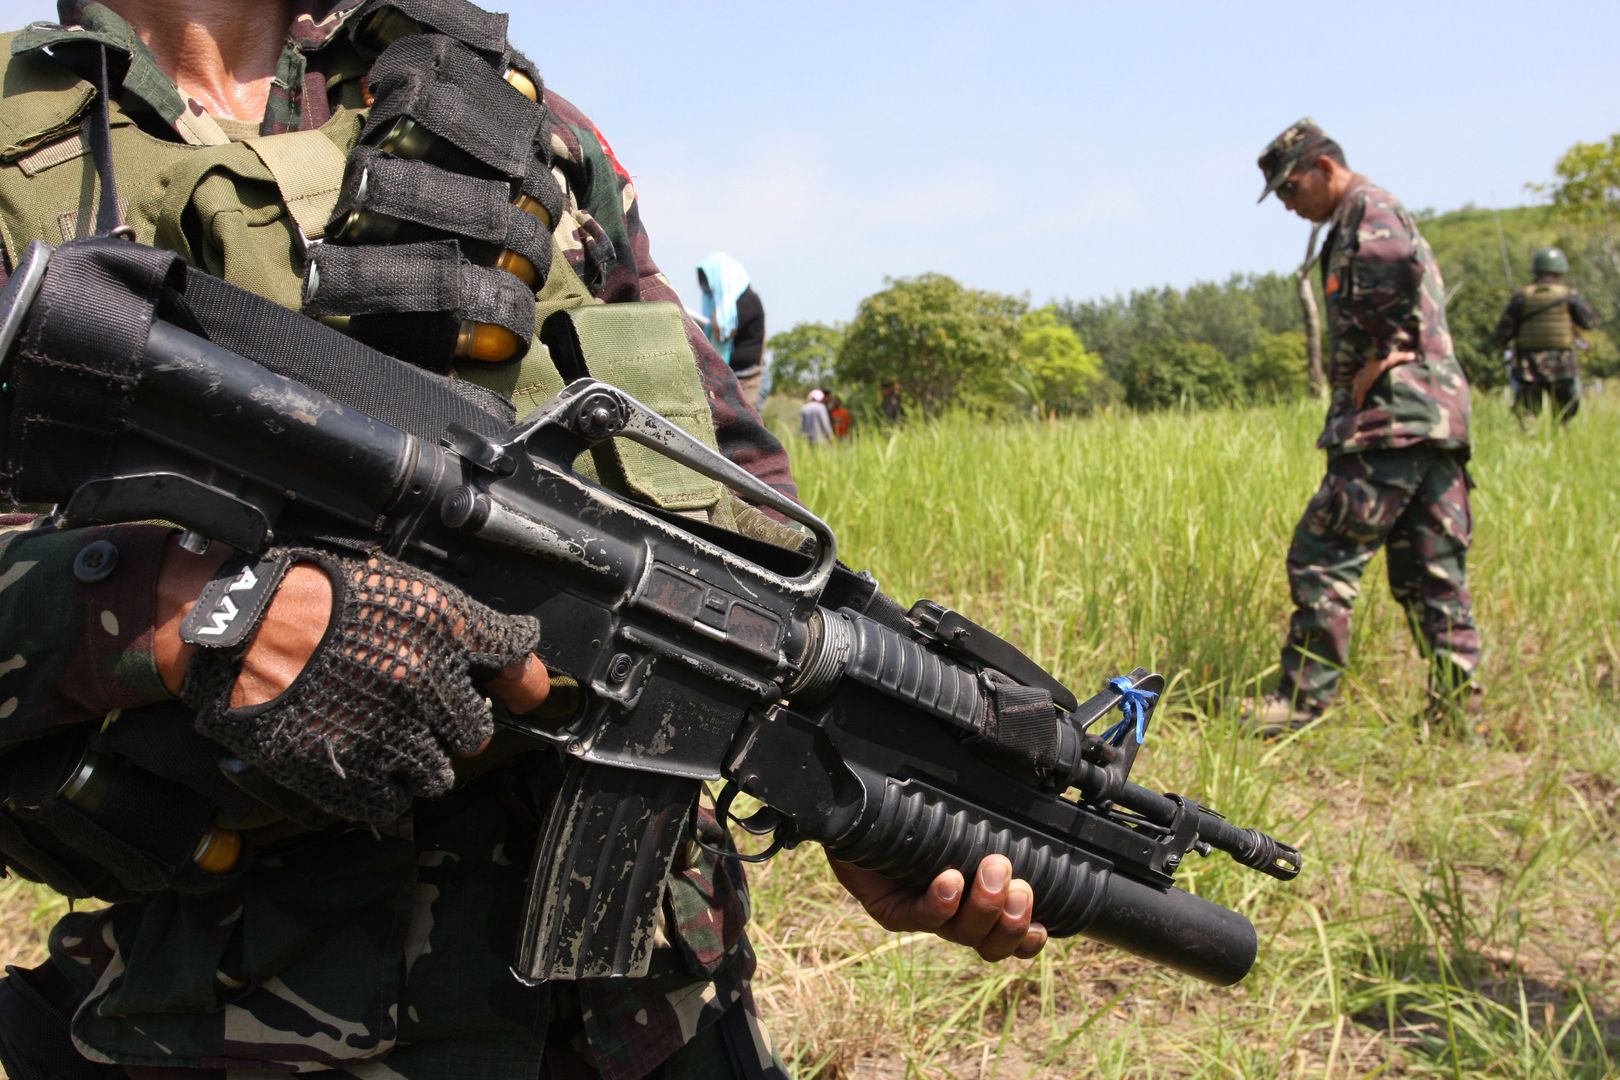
[766,321,844,398]
[837,273,1025,417]
[1237,330,1309,400]
[1544,134,1620,219]
[1116,338,1238,410]
[1009,306,1108,416]
[1537,133,1620,345]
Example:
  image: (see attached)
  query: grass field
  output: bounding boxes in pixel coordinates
[3,393,1616,1078]
[745,391,1619,1077]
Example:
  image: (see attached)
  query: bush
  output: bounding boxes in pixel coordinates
[1009,307,1109,417]
[837,273,1024,419]
[1238,330,1310,401]
[1117,338,1240,410]
[766,321,844,398]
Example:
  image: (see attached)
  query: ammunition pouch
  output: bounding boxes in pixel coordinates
[306,20,569,371]
[305,239,539,373]
[0,722,248,902]
[363,33,546,182]
[328,146,554,277]
[352,0,514,69]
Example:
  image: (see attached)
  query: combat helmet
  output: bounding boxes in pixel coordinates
[1531,248,1569,275]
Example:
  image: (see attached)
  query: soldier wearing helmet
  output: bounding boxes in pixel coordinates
[1492,247,1601,425]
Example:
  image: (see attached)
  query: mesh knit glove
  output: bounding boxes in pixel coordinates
[182,547,539,823]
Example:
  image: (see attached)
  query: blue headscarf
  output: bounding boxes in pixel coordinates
[696,252,751,366]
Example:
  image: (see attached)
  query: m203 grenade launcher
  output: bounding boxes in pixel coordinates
[0,239,1300,987]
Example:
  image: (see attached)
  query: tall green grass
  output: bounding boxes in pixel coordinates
[750,392,1619,1077]
[2,395,1613,1077]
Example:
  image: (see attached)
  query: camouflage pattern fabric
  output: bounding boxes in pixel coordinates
[1316,178,1471,458]
[1269,169,1479,712]
[0,517,173,746]
[0,3,794,1076]
[1509,374,1581,423]
[1277,447,1480,711]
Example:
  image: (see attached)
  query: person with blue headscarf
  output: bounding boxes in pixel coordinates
[697,252,766,411]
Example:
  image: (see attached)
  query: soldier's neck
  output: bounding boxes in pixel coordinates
[1326,167,1362,214]
[99,0,293,122]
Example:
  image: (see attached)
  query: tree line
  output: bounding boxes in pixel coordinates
[768,135,1620,422]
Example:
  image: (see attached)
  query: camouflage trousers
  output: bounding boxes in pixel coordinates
[1277,447,1480,711]
[1512,350,1581,424]
[0,761,789,1080]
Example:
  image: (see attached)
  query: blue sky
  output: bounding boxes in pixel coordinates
[520,3,1619,333]
[7,1,1616,334]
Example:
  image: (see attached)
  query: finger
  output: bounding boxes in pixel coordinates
[939,855,1012,948]
[883,868,965,931]
[1013,923,1049,961]
[485,655,550,717]
[972,879,1035,962]
[826,858,961,933]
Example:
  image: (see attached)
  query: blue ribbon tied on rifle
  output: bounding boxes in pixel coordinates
[1101,676,1158,747]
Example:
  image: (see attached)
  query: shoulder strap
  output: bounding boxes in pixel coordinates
[243,130,350,245]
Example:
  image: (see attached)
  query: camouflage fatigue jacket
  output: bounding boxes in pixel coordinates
[1317,177,1471,458]
[0,4,792,1076]
[1492,284,1601,383]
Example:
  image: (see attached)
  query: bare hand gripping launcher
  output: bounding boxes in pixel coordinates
[0,240,1300,986]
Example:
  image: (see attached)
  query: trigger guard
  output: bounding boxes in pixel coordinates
[696,782,786,864]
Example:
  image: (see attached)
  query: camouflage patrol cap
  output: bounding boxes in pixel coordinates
[1257,117,1332,203]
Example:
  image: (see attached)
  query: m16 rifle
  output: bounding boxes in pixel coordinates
[0,239,1300,987]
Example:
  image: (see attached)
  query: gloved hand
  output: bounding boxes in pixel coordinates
[160,539,545,822]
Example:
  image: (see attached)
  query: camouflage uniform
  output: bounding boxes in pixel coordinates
[0,3,790,1077]
[1492,282,1600,423]
[1257,120,1479,714]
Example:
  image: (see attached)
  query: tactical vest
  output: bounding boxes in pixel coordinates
[0,29,794,882]
[0,32,733,522]
[1515,282,1575,351]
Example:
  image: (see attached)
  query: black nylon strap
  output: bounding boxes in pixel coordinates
[364,34,545,180]
[88,45,126,238]
[980,674,1060,772]
[0,964,127,1080]
[330,148,551,284]
[358,0,511,60]
[305,240,536,346]
[0,239,179,503]
[519,160,566,229]
[0,239,512,498]
[179,258,515,434]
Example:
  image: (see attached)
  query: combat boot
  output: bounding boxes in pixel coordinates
[1237,693,1325,739]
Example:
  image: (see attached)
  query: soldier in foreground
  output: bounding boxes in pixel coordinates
[1248,118,1481,735]
[0,1,1040,1076]
[1492,247,1601,426]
